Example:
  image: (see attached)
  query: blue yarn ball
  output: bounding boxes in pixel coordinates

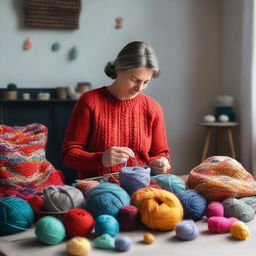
[151,174,186,195]
[95,214,119,237]
[115,235,132,251]
[175,220,199,241]
[178,190,207,221]
[119,165,151,195]
[35,216,66,245]
[0,197,34,235]
[86,183,130,218]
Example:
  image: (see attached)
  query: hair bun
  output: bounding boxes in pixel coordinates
[104,62,117,79]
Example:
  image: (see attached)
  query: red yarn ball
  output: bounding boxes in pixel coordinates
[26,195,44,211]
[119,205,139,231]
[63,208,94,237]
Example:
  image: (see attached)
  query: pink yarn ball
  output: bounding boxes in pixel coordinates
[205,201,224,218]
[208,216,238,233]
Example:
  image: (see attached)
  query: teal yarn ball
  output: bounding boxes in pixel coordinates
[151,174,186,195]
[94,233,115,249]
[0,197,34,235]
[86,183,130,218]
[35,216,66,245]
[95,214,119,237]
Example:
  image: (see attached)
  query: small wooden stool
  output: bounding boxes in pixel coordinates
[199,122,238,162]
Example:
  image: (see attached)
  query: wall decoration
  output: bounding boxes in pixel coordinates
[51,42,61,52]
[23,38,32,50]
[115,17,123,29]
[24,0,81,29]
[69,46,79,60]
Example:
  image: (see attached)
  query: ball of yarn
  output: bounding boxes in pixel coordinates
[119,205,139,231]
[222,198,255,222]
[203,115,216,122]
[94,234,115,249]
[66,237,91,256]
[151,174,186,195]
[27,195,44,212]
[131,187,183,230]
[63,208,94,237]
[205,201,224,218]
[43,185,85,212]
[208,216,238,233]
[115,235,132,252]
[119,165,151,195]
[143,233,155,244]
[75,180,100,198]
[175,220,199,241]
[35,216,66,245]
[230,221,250,240]
[86,183,130,218]
[95,214,119,237]
[0,197,34,235]
[178,190,207,221]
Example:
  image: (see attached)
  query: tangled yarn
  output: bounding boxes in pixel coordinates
[43,185,85,212]
[175,220,199,240]
[131,187,183,230]
[208,216,238,233]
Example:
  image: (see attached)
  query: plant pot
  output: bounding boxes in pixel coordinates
[2,91,18,100]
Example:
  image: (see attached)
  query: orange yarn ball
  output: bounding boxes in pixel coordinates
[131,187,183,230]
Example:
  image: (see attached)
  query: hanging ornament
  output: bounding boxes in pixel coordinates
[69,46,79,60]
[52,42,61,52]
[23,38,32,50]
[115,17,123,29]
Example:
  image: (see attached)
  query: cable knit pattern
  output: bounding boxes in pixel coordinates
[61,86,170,179]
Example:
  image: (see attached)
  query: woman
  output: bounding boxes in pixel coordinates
[61,41,171,179]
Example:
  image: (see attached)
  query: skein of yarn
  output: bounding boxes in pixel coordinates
[95,214,119,237]
[115,235,132,252]
[178,190,207,221]
[66,237,91,256]
[86,183,130,218]
[0,197,34,235]
[230,221,250,240]
[208,216,238,233]
[94,234,115,249]
[131,187,183,230]
[63,208,94,237]
[222,198,255,222]
[175,220,199,241]
[119,205,139,231]
[43,185,85,212]
[205,201,224,218]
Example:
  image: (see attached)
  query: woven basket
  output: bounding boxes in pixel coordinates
[24,0,81,29]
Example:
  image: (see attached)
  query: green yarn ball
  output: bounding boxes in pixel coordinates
[35,216,66,245]
[94,234,115,249]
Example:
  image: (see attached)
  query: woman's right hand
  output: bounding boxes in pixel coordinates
[102,146,135,167]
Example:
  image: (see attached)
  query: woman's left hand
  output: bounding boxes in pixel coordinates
[148,157,171,174]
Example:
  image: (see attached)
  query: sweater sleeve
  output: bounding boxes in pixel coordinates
[61,94,104,172]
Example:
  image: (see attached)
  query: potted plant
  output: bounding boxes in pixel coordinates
[2,83,18,100]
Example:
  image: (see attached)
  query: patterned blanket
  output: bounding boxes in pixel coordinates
[0,123,63,195]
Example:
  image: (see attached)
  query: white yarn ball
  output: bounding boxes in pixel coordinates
[218,114,229,122]
[203,115,216,123]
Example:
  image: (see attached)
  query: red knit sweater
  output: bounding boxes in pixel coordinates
[61,86,170,179]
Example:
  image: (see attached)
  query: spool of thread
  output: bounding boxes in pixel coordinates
[175,220,199,240]
[205,201,224,218]
[131,187,183,230]
[43,185,85,212]
[95,214,119,237]
[63,208,94,237]
[151,174,186,195]
[222,198,255,222]
[178,190,207,221]
[26,195,44,212]
[66,237,91,256]
[35,216,66,245]
[208,216,238,233]
[119,163,151,195]
[0,197,34,235]
[143,233,155,244]
[230,221,250,240]
[75,180,100,198]
[115,235,132,252]
[86,183,130,218]
[94,234,115,249]
[119,205,139,231]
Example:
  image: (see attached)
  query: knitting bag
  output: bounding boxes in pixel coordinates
[0,123,64,194]
[187,156,256,201]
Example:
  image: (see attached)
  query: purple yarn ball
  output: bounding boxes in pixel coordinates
[175,220,199,241]
[115,235,132,251]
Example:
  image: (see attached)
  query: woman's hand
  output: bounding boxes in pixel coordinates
[102,146,135,167]
[148,157,171,174]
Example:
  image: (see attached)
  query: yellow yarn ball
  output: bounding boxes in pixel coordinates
[66,237,91,256]
[144,233,155,244]
[131,187,183,230]
[230,221,250,240]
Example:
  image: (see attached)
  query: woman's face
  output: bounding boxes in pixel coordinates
[115,68,154,99]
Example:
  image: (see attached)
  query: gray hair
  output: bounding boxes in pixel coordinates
[104,41,160,79]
